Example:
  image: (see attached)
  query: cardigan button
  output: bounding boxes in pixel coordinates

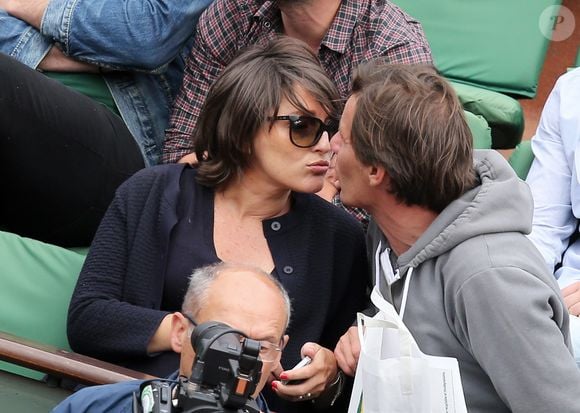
[271,221,281,231]
[283,266,294,274]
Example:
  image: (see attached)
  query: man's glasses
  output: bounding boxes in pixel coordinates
[184,313,282,363]
[268,115,338,148]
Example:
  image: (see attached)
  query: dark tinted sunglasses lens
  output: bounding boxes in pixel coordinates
[326,120,339,137]
[290,117,321,147]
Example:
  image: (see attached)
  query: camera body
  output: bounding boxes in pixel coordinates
[134,321,263,413]
[134,381,173,413]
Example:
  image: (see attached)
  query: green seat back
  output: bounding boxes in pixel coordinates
[391,0,561,97]
[464,110,492,150]
[0,231,87,379]
[508,140,535,180]
[452,81,524,149]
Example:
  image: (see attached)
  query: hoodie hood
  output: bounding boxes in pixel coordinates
[397,150,532,272]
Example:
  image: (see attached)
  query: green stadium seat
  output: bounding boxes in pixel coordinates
[464,110,492,150]
[391,0,560,148]
[392,0,560,97]
[452,82,524,149]
[0,231,87,379]
[508,140,534,180]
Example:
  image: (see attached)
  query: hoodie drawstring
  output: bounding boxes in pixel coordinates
[399,267,414,320]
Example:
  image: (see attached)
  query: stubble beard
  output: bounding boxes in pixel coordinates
[275,0,314,8]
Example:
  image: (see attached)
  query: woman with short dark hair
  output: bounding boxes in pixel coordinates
[67,37,368,413]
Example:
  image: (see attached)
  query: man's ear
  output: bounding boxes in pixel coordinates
[170,312,190,354]
[281,334,289,350]
[368,165,386,187]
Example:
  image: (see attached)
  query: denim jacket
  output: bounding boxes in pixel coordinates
[0,0,214,166]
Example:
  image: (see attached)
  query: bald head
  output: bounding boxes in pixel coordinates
[182,262,291,331]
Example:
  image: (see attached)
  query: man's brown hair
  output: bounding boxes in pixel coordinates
[194,36,340,187]
[350,62,476,212]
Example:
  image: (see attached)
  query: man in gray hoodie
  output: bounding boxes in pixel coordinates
[331,62,580,412]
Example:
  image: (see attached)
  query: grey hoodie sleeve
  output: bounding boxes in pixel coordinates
[452,266,580,413]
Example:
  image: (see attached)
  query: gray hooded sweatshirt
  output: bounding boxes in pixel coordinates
[367,150,580,412]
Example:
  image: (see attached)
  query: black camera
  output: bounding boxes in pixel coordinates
[133,321,263,413]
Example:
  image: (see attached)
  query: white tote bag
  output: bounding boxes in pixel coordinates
[348,243,467,413]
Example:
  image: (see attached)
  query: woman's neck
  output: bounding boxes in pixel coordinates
[218,175,292,221]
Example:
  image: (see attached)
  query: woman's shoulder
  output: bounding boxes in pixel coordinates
[117,164,193,195]
[124,163,189,183]
[110,165,204,217]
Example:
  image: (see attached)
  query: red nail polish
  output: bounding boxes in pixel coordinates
[279,373,288,381]
[271,381,278,390]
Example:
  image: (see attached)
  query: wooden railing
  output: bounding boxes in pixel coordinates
[0,331,156,385]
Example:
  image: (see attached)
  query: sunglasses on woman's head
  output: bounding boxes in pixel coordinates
[268,115,338,148]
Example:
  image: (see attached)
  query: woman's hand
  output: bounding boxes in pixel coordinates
[270,342,338,402]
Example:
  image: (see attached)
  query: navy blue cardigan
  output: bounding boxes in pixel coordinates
[67,164,368,410]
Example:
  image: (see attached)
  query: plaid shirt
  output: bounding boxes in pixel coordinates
[163,0,432,164]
